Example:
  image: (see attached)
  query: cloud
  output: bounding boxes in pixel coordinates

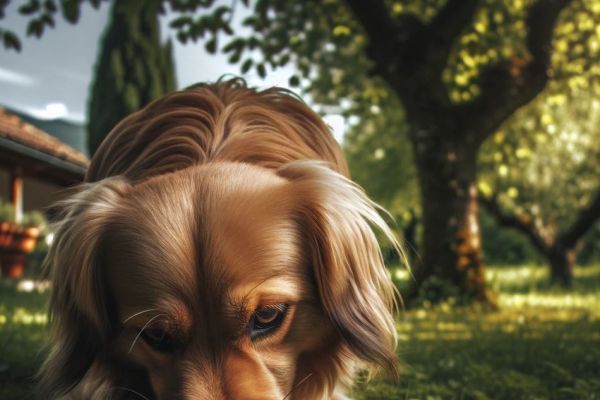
[0,67,36,86]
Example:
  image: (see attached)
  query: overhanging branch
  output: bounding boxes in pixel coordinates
[345,0,430,88]
[346,0,481,113]
[427,0,480,75]
[344,0,402,47]
[559,190,600,249]
[480,193,551,254]
[466,0,572,142]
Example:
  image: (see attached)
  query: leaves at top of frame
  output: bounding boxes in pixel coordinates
[2,29,22,51]
[60,0,81,23]
[18,0,41,16]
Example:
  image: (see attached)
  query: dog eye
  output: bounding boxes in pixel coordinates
[249,304,288,340]
[141,327,174,352]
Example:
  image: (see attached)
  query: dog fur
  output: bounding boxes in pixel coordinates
[39,80,400,399]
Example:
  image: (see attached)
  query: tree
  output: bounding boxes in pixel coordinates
[343,93,421,265]
[2,0,589,302]
[479,86,600,285]
[206,0,574,302]
[88,0,176,155]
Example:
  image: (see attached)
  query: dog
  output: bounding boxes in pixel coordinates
[39,79,401,399]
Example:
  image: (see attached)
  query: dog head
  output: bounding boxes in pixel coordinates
[39,81,400,400]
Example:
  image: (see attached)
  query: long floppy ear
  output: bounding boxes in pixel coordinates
[38,177,129,398]
[278,161,403,376]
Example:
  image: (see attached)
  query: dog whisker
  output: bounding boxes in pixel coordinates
[122,308,158,324]
[108,386,151,400]
[281,372,313,400]
[128,314,165,354]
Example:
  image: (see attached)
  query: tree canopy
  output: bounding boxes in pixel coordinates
[3,0,599,300]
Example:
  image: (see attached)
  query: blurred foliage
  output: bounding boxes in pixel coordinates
[477,82,600,274]
[344,94,418,214]
[0,0,104,52]
[20,210,46,229]
[578,225,600,264]
[479,87,600,246]
[480,209,544,265]
[8,0,596,122]
[0,201,15,223]
[0,201,47,231]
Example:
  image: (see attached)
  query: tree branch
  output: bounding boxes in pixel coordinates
[344,0,401,47]
[480,193,551,254]
[559,190,600,249]
[426,0,480,76]
[346,0,479,107]
[466,0,572,143]
[344,0,424,82]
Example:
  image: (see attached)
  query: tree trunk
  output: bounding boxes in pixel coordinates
[87,0,176,156]
[344,0,571,304]
[548,243,575,287]
[402,208,419,265]
[408,127,490,303]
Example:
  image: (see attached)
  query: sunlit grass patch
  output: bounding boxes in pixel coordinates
[354,264,600,400]
[0,280,49,400]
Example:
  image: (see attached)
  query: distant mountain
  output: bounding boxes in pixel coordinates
[1,106,88,158]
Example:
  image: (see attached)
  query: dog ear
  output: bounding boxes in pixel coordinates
[38,177,129,397]
[278,161,403,377]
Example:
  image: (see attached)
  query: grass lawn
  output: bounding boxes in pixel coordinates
[1,265,599,400]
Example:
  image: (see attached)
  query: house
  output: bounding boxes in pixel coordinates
[0,107,89,222]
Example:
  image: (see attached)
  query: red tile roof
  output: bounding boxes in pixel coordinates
[0,108,89,168]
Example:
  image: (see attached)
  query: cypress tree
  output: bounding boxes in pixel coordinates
[87,0,176,156]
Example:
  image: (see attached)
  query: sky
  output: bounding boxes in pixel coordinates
[0,2,346,141]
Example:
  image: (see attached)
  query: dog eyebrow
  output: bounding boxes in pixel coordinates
[228,275,302,312]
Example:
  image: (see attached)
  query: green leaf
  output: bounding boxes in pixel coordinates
[60,0,80,23]
[176,31,188,44]
[228,51,241,64]
[222,24,233,35]
[278,54,290,66]
[42,13,55,28]
[289,75,300,87]
[241,58,253,74]
[26,20,44,38]
[19,0,41,15]
[44,0,57,13]
[169,16,192,29]
[3,31,22,52]
[205,37,217,54]
[223,38,245,53]
[257,63,266,78]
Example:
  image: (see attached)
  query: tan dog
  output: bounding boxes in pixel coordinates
[39,80,400,399]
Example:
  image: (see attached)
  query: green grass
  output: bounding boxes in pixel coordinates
[1,265,599,400]
[0,280,48,400]
[353,265,600,400]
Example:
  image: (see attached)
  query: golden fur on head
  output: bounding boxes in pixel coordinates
[39,79,400,400]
